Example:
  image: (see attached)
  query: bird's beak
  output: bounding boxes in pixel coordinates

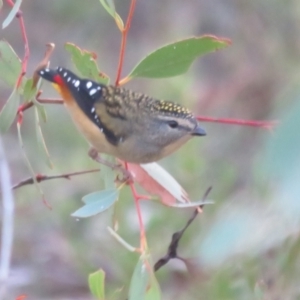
[191,124,206,136]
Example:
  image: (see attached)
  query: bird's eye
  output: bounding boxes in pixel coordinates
[167,120,179,128]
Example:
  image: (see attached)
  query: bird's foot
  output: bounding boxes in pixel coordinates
[88,148,132,183]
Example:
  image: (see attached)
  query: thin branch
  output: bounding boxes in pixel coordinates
[197,116,277,130]
[115,0,137,86]
[12,169,100,190]
[124,162,147,252]
[154,187,212,272]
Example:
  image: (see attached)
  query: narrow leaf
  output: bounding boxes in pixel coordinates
[128,257,150,300]
[107,226,136,252]
[23,78,47,122]
[2,0,22,29]
[140,162,188,203]
[88,269,105,300]
[34,108,53,168]
[17,123,46,202]
[33,78,47,122]
[65,43,109,85]
[23,78,36,102]
[169,200,214,208]
[98,0,124,30]
[0,89,19,133]
[0,40,22,87]
[71,189,118,218]
[145,273,161,300]
[128,35,230,79]
[82,188,117,204]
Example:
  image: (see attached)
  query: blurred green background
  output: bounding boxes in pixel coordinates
[1,0,300,299]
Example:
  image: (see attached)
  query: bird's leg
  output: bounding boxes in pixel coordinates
[88,148,132,183]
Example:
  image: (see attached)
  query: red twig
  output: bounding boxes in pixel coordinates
[115,0,137,86]
[124,162,147,252]
[5,0,30,89]
[12,169,100,190]
[197,116,277,130]
[17,98,63,124]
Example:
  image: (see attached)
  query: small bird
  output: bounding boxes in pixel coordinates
[38,67,206,164]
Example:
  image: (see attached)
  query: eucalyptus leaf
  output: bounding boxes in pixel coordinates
[169,200,214,208]
[88,269,105,300]
[128,36,230,79]
[0,40,22,87]
[65,43,109,85]
[72,188,118,218]
[0,89,19,133]
[35,108,53,168]
[140,162,188,203]
[23,78,36,102]
[145,273,161,300]
[98,0,124,30]
[128,257,150,300]
[2,0,22,29]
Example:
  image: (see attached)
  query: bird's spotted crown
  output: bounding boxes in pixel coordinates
[149,100,193,119]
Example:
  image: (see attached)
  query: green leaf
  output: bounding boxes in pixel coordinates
[35,107,53,168]
[145,273,161,300]
[23,78,47,122]
[0,40,22,87]
[98,0,124,30]
[88,269,105,300]
[107,226,136,252]
[23,78,36,102]
[128,35,230,79]
[65,43,109,85]
[17,122,46,201]
[128,257,150,300]
[2,0,22,29]
[0,88,19,133]
[72,188,118,218]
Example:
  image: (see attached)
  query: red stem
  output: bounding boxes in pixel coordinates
[124,162,147,251]
[197,116,277,130]
[115,0,137,86]
[5,0,30,89]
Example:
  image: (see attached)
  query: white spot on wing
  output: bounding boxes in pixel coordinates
[63,72,67,77]
[91,107,95,113]
[89,88,97,96]
[58,67,62,72]
[40,70,44,75]
[44,68,50,72]
[74,80,80,87]
[86,81,92,89]
[67,77,71,82]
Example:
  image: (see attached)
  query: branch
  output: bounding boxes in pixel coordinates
[12,169,100,190]
[154,187,212,272]
[197,116,277,130]
[115,0,137,86]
